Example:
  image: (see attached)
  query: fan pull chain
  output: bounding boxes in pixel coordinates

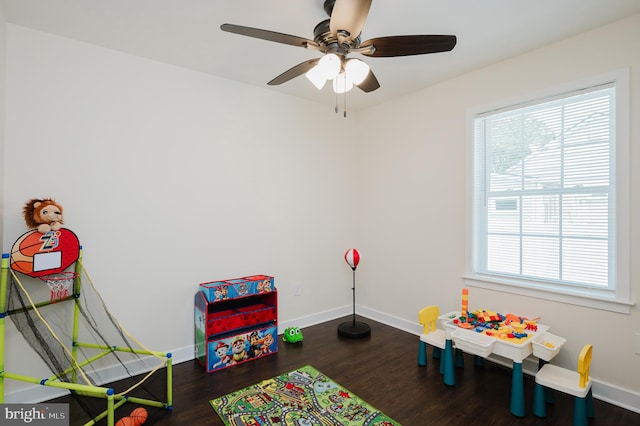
[334,89,348,118]
[343,90,347,118]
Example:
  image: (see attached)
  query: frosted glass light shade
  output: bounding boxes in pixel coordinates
[305,53,342,90]
[345,59,370,85]
[305,65,326,90]
[317,53,341,80]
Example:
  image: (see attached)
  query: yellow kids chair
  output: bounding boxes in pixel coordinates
[417,306,446,369]
[532,344,594,425]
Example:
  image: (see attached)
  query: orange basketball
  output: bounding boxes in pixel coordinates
[16,231,46,256]
[129,408,148,426]
[115,417,135,426]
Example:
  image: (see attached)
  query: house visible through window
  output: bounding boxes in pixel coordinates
[467,70,631,313]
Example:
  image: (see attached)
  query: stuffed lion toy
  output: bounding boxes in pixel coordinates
[23,198,64,233]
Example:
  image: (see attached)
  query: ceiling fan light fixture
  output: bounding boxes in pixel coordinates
[316,53,341,80]
[344,58,370,85]
[333,72,354,94]
[221,1,457,101]
[305,65,327,90]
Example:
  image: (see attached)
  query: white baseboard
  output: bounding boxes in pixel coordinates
[5,304,639,415]
[592,380,640,415]
[278,306,351,332]
[357,305,423,335]
[2,385,68,404]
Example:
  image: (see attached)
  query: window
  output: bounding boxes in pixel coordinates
[466,70,631,313]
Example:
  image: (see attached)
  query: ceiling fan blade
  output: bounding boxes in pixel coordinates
[268,59,320,86]
[356,69,380,93]
[360,35,457,57]
[329,0,372,43]
[221,23,319,49]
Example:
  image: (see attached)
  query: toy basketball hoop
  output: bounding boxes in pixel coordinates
[40,272,77,302]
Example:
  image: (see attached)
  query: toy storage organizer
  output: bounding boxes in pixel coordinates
[195,275,278,373]
[194,275,278,373]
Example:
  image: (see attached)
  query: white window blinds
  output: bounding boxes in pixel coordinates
[472,84,615,291]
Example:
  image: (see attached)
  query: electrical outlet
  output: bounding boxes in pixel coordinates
[636,332,640,355]
[294,285,302,296]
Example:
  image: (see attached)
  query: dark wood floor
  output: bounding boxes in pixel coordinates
[51,316,640,425]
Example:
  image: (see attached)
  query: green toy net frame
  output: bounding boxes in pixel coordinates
[0,253,173,426]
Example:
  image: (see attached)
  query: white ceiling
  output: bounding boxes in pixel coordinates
[2,0,640,111]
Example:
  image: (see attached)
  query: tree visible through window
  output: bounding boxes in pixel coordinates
[472,82,619,293]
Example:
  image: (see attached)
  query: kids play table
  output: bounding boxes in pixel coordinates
[443,318,556,417]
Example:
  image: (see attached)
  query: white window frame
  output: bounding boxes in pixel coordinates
[465,69,632,314]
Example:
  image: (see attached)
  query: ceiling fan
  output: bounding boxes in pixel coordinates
[220,0,457,94]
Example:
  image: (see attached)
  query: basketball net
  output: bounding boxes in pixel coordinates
[40,272,77,302]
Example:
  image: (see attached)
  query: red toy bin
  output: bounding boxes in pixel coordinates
[236,304,277,328]
[206,309,242,335]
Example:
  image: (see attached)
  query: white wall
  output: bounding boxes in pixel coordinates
[2,24,359,399]
[357,14,640,407]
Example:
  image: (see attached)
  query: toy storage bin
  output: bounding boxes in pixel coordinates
[205,325,278,373]
[532,331,566,361]
[452,328,495,358]
[236,304,277,328]
[206,309,243,335]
